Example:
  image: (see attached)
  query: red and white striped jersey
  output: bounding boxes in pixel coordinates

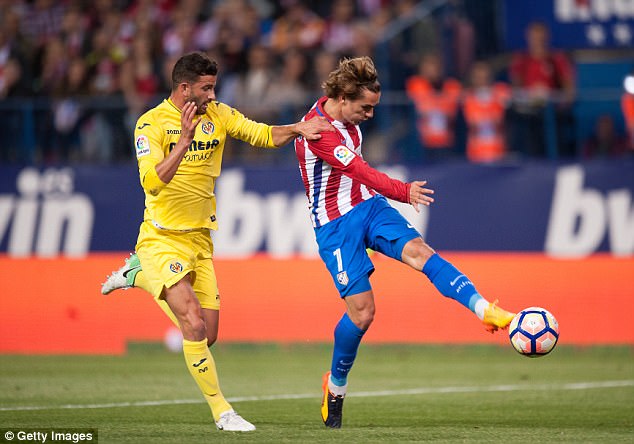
[294,96,411,228]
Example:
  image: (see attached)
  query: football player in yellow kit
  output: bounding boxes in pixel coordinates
[102,52,331,432]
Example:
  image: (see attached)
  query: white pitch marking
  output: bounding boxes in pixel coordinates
[1,380,632,412]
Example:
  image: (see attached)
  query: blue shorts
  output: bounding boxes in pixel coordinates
[314,195,420,298]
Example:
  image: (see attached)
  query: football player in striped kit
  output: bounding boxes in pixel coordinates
[294,56,516,428]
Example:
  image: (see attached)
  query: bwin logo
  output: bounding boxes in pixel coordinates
[0,168,94,257]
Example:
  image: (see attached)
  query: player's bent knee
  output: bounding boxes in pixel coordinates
[350,307,375,330]
[402,238,434,269]
[357,312,374,330]
[180,315,207,341]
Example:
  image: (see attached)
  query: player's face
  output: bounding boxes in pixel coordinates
[341,89,380,125]
[184,75,217,114]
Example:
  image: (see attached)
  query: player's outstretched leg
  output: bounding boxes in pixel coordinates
[321,371,346,428]
[101,252,142,294]
[422,252,515,332]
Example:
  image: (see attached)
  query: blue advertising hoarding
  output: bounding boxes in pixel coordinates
[0,161,633,258]
[502,0,634,49]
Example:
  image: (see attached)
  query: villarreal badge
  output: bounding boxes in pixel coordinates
[336,271,349,285]
[169,261,183,273]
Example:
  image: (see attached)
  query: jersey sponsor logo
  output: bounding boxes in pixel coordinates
[135,135,150,158]
[201,120,214,135]
[169,139,219,153]
[166,129,181,135]
[333,145,355,166]
[137,122,150,130]
[169,261,183,273]
[337,271,349,285]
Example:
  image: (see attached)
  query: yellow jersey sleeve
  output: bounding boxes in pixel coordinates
[217,102,277,148]
[134,112,167,196]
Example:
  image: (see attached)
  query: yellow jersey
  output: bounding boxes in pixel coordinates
[134,98,276,231]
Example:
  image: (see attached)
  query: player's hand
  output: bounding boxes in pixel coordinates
[408,180,434,212]
[296,116,334,141]
[180,101,202,142]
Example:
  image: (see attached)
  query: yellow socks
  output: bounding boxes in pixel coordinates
[182,338,232,421]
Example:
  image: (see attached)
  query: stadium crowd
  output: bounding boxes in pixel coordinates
[0,0,631,164]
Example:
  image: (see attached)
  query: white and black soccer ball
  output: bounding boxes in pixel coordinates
[509,307,559,357]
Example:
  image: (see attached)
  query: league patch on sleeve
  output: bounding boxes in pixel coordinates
[333,145,355,166]
[135,135,150,158]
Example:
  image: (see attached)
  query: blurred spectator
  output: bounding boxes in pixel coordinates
[224,44,277,163]
[162,8,198,58]
[124,0,175,28]
[120,34,160,141]
[33,35,68,161]
[20,0,66,50]
[231,44,276,120]
[441,0,474,80]
[462,61,511,163]
[85,22,124,96]
[270,0,325,54]
[36,36,67,95]
[265,49,310,122]
[0,22,27,97]
[582,114,629,159]
[51,57,92,162]
[623,77,634,151]
[322,0,358,55]
[405,53,462,162]
[1,5,31,72]
[264,49,311,163]
[0,24,26,162]
[389,0,438,85]
[508,21,576,158]
[59,7,90,59]
[308,49,338,95]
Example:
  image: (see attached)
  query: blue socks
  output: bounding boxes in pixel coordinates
[422,253,483,313]
[330,313,366,386]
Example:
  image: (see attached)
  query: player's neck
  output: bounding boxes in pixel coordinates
[168,93,185,111]
[323,98,344,123]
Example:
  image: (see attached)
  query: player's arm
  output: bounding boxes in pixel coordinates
[137,102,199,196]
[154,101,200,183]
[221,102,332,148]
[308,135,434,211]
[270,117,333,146]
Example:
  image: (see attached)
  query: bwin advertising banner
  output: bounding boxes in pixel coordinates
[0,161,632,258]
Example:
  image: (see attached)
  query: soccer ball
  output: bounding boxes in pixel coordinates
[509,307,559,357]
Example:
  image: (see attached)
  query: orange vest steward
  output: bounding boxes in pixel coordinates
[463,83,511,163]
[406,77,462,149]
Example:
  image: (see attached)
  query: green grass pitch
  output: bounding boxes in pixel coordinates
[1,344,633,443]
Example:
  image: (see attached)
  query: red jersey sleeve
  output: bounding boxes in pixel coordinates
[307,132,411,203]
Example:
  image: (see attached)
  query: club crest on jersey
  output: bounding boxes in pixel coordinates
[169,261,183,273]
[333,145,355,166]
[135,135,150,157]
[201,120,214,135]
[337,271,349,286]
